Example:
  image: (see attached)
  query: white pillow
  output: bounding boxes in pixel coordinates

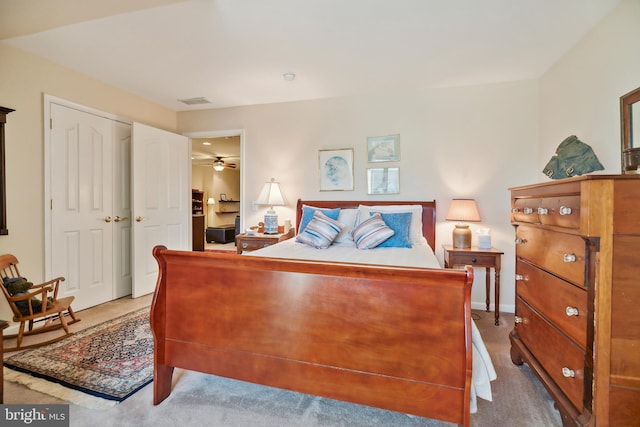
[334,208,358,243]
[357,205,423,244]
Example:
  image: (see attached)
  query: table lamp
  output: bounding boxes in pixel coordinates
[255,178,287,234]
[446,199,480,248]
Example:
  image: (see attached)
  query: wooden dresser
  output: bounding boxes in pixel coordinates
[509,175,640,426]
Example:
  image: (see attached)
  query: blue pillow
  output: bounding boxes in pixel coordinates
[372,212,412,248]
[299,206,340,233]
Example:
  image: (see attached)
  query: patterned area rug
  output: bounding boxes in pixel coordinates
[4,308,152,408]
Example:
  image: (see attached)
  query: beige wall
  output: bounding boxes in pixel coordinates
[538,0,640,177]
[0,43,176,320]
[178,81,540,313]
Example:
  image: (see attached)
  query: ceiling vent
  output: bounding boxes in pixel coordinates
[177,97,212,105]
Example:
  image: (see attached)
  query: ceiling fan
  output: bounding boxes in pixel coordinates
[212,156,237,171]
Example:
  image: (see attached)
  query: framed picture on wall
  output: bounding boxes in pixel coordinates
[318,148,354,191]
[367,167,399,195]
[219,193,227,201]
[367,134,400,163]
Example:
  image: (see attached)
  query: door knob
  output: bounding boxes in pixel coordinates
[104,216,112,223]
[135,216,145,222]
[114,216,129,223]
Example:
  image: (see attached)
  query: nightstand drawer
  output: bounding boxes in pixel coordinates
[239,240,275,252]
[236,229,295,254]
[449,253,497,268]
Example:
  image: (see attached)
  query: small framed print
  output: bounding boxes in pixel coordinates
[367,167,399,195]
[367,134,400,163]
[319,148,354,191]
[219,193,227,201]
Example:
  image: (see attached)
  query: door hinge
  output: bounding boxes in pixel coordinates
[50,199,53,210]
[50,118,53,129]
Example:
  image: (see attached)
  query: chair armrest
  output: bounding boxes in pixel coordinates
[8,286,51,315]
[31,277,65,300]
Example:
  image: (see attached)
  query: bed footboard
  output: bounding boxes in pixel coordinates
[151,246,473,426]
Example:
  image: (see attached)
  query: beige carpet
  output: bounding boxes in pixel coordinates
[4,296,563,426]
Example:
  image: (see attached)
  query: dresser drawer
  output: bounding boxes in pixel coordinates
[515,226,586,286]
[516,259,587,348]
[516,298,585,410]
[511,197,541,224]
[538,196,581,229]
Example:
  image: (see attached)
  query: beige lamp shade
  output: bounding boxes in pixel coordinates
[255,178,287,234]
[446,199,481,248]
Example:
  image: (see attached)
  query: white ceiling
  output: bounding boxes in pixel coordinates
[191,136,240,168]
[2,0,621,111]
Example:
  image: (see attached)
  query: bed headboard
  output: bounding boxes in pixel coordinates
[295,199,437,249]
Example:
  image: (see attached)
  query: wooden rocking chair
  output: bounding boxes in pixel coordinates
[0,254,80,352]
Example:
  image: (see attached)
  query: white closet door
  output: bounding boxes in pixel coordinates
[113,120,133,299]
[50,104,114,309]
[131,122,190,298]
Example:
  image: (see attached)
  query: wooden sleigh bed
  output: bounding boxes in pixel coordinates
[150,200,475,426]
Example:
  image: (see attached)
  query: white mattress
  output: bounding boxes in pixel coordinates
[246,237,441,268]
[247,238,497,413]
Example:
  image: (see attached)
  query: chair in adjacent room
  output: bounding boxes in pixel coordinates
[0,254,80,352]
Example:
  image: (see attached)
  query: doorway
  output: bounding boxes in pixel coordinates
[188,130,245,246]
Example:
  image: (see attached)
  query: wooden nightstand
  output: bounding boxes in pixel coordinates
[443,245,504,325]
[236,228,295,254]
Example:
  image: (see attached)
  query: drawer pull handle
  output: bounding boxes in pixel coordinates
[566,306,580,317]
[523,207,533,214]
[511,207,519,213]
[537,207,548,215]
[563,253,577,263]
[515,274,525,281]
[559,206,572,215]
[242,243,249,248]
[514,316,524,324]
[562,367,575,378]
[515,238,526,245]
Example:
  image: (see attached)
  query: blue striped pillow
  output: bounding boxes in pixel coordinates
[299,206,341,233]
[351,212,395,249]
[296,211,344,249]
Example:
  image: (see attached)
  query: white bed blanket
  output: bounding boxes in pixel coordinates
[247,239,497,413]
